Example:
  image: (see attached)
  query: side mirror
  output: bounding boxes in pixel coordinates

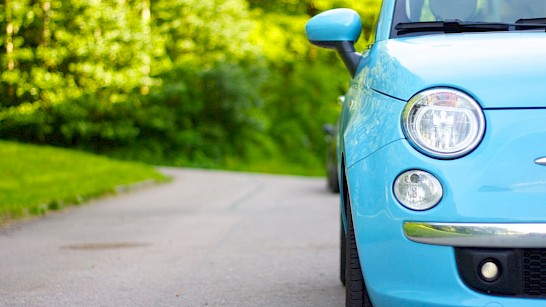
[305,8,363,77]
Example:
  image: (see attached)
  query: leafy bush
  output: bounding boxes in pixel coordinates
[0,0,383,175]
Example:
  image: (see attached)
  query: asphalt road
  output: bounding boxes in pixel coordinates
[0,168,343,306]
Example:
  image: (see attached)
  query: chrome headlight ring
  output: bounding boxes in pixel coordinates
[402,88,486,159]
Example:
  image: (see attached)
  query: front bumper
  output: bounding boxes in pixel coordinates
[344,107,546,306]
[405,222,546,299]
[404,222,546,248]
[346,149,546,305]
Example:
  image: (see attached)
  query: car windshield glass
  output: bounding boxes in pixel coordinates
[392,0,546,37]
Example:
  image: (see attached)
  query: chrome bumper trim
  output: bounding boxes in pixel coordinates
[403,222,546,248]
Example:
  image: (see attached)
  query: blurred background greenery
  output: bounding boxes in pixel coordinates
[0,0,382,176]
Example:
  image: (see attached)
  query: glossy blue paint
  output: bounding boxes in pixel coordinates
[347,108,546,223]
[366,32,546,107]
[346,122,546,305]
[305,8,362,43]
[342,82,405,169]
[375,0,396,42]
[308,0,546,305]
[342,98,546,306]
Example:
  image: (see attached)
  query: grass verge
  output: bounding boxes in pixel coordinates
[222,158,325,177]
[0,140,168,226]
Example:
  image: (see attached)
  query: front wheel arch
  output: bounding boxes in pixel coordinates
[342,160,373,307]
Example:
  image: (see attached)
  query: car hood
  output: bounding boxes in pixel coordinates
[366,32,546,108]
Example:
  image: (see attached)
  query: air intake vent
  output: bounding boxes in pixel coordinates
[523,249,546,296]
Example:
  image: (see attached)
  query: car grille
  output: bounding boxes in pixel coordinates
[524,249,546,297]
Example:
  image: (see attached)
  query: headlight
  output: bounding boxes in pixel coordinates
[394,170,443,211]
[402,88,485,159]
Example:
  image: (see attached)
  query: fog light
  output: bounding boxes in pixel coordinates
[394,170,443,211]
[480,261,500,282]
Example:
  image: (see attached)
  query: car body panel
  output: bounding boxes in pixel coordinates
[363,32,546,107]
[347,138,546,306]
[341,70,405,169]
[347,108,546,219]
[375,0,396,42]
[347,108,546,221]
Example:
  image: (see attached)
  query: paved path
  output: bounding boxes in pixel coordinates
[0,168,343,306]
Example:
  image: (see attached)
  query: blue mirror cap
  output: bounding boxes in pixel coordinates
[305,8,362,44]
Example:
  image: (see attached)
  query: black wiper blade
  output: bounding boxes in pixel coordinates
[515,18,546,30]
[516,18,546,24]
[396,20,509,35]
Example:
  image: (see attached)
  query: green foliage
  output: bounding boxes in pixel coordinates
[151,0,258,70]
[248,0,382,170]
[115,62,268,166]
[0,0,383,176]
[0,0,151,110]
[0,140,167,226]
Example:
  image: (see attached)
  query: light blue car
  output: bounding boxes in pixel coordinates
[306,0,546,306]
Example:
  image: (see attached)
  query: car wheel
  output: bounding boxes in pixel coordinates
[340,214,346,286]
[345,189,373,307]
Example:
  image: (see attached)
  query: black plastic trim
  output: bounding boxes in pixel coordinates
[309,40,362,77]
[455,247,546,298]
[455,248,522,296]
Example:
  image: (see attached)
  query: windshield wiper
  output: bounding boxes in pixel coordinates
[516,18,546,24]
[396,19,546,35]
[515,18,546,30]
[396,20,509,35]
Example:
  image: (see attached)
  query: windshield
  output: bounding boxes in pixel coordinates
[392,0,546,37]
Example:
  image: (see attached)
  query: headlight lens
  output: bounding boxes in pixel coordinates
[394,170,443,211]
[402,88,485,159]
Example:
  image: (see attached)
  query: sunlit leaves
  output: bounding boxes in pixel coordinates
[0,0,383,173]
[151,0,258,72]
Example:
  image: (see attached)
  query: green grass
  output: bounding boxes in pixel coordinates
[106,145,326,177]
[223,158,325,177]
[0,140,168,226]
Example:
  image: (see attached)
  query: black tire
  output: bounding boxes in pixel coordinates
[340,214,346,286]
[345,190,373,307]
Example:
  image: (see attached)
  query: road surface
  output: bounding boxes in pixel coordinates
[0,168,343,306]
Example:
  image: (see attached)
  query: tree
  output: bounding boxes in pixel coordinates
[245,0,382,167]
[0,0,384,174]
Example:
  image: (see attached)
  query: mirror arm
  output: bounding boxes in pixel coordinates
[310,41,362,77]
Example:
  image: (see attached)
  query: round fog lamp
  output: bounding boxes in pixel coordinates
[394,170,443,211]
[480,261,500,281]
